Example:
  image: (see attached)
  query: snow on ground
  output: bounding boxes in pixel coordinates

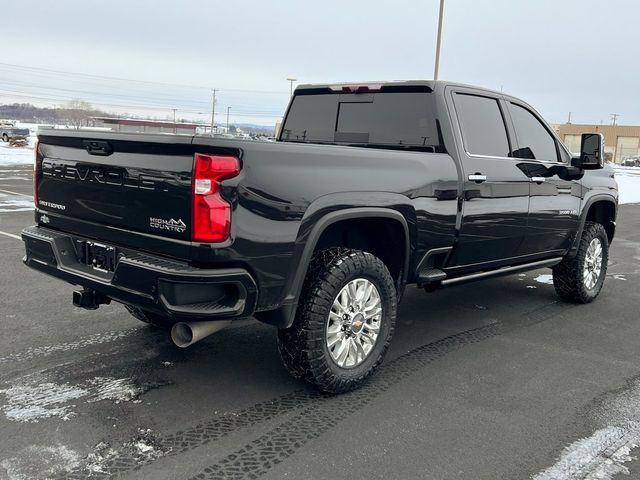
[613,166,640,205]
[534,274,554,285]
[0,124,36,166]
[0,375,146,423]
[0,197,34,213]
[1,444,81,480]
[533,377,640,480]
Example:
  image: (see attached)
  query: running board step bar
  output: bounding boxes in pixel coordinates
[440,258,563,287]
[417,268,447,283]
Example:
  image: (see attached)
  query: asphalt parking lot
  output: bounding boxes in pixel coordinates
[0,163,639,479]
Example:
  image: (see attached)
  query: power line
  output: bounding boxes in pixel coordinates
[0,90,284,118]
[0,80,285,114]
[0,61,289,95]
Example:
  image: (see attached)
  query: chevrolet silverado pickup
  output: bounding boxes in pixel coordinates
[22,81,618,393]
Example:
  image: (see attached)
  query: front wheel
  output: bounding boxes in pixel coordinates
[277,248,397,393]
[553,221,609,303]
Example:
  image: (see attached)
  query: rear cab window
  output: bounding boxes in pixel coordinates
[279,88,445,152]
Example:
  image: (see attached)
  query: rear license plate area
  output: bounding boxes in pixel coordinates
[76,240,117,272]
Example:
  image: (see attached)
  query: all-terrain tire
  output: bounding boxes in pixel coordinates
[124,305,175,329]
[2,134,8,142]
[552,221,609,303]
[277,248,397,393]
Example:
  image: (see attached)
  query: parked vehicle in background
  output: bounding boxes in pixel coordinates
[1,125,30,143]
[623,156,640,167]
[22,80,618,393]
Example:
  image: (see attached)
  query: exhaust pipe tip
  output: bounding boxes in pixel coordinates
[171,323,195,348]
[171,320,231,348]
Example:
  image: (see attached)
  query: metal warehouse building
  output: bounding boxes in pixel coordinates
[555,123,640,163]
[91,117,202,135]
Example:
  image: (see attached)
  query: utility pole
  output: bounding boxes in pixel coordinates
[433,0,445,81]
[226,106,231,133]
[172,108,177,133]
[610,113,620,126]
[211,89,217,134]
[286,78,297,97]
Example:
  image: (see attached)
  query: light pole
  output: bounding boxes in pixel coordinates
[286,77,297,97]
[226,106,231,133]
[433,0,445,81]
[172,108,177,133]
[211,89,217,133]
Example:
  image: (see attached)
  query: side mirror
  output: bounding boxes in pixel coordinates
[571,133,604,170]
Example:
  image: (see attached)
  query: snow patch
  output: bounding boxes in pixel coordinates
[84,442,119,475]
[0,139,35,166]
[0,382,87,422]
[0,375,146,423]
[614,167,640,205]
[1,444,80,480]
[87,377,143,404]
[0,198,34,213]
[535,377,640,479]
[533,425,640,480]
[126,428,166,462]
[534,274,554,285]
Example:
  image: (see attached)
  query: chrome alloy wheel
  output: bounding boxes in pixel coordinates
[584,238,604,290]
[326,278,382,368]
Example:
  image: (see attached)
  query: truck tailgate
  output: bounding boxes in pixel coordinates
[35,131,233,260]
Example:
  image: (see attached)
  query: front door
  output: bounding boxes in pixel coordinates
[445,90,531,270]
[505,101,581,255]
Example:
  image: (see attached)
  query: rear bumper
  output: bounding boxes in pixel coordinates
[22,226,258,320]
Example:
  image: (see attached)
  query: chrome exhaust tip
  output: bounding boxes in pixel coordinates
[171,320,232,348]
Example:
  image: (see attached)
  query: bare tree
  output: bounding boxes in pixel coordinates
[64,99,93,129]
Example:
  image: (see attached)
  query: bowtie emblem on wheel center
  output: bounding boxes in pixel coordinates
[350,313,365,334]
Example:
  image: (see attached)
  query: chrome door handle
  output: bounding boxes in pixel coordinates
[468,174,487,183]
[530,176,546,183]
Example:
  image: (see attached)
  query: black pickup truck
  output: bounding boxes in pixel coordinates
[23,81,618,393]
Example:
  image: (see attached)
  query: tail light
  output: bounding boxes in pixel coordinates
[33,140,39,208]
[191,153,240,242]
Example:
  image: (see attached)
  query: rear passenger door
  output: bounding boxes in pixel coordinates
[445,88,531,270]
[505,101,581,255]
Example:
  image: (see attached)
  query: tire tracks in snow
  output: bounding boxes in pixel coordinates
[53,299,573,479]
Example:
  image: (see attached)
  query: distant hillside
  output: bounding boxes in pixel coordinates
[0,102,110,125]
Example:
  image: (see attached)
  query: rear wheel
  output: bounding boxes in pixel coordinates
[2,134,8,142]
[552,221,609,303]
[277,248,397,393]
[124,305,175,329]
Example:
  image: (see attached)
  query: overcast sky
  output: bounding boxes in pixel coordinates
[1,0,639,126]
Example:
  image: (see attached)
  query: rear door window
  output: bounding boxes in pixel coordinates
[453,93,511,158]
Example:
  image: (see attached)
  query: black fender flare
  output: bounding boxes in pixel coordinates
[255,207,411,328]
[568,193,617,257]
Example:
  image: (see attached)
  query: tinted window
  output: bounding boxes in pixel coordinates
[280,92,443,149]
[454,93,510,157]
[510,103,558,161]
